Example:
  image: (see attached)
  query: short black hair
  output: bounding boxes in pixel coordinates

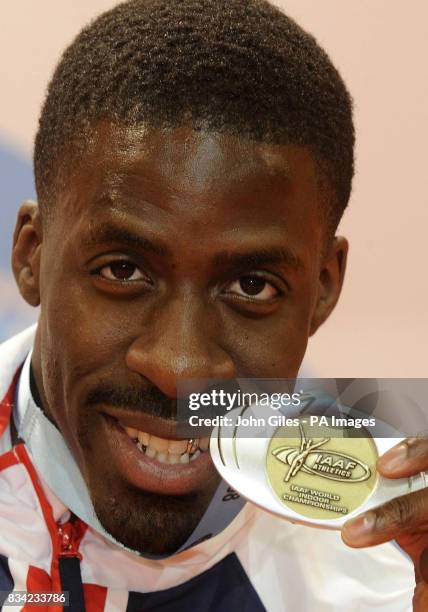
[34,0,354,233]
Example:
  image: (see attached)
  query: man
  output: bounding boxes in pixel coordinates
[1,0,428,610]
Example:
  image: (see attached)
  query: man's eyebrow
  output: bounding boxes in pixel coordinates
[82,224,170,257]
[213,247,303,270]
[83,224,303,269]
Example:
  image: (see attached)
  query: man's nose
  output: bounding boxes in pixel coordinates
[125,294,236,397]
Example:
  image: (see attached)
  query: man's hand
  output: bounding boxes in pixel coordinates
[342,437,428,610]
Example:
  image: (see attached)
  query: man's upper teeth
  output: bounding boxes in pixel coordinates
[123,426,209,464]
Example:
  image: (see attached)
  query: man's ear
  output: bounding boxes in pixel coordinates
[309,236,348,336]
[12,201,43,307]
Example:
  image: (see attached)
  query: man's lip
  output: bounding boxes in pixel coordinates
[100,405,189,440]
[101,415,217,495]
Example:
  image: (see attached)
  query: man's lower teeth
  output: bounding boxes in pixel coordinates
[135,441,202,464]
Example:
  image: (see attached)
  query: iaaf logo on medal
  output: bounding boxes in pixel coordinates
[272,423,371,483]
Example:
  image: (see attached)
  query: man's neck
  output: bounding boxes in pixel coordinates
[29,361,44,409]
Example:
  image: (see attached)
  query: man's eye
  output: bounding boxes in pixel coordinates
[225,275,279,301]
[97,261,146,282]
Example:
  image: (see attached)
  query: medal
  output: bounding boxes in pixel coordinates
[210,404,428,529]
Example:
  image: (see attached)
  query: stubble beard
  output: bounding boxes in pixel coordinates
[88,470,219,555]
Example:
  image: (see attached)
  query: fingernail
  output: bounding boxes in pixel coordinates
[378,443,408,472]
[343,512,376,543]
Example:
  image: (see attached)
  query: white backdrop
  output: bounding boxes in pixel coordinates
[0,1,427,375]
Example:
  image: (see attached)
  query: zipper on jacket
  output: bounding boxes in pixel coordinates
[57,522,83,560]
[57,520,86,612]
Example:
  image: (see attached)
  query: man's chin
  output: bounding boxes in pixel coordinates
[91,481,217,556]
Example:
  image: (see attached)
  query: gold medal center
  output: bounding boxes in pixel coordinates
[266,420,379,520]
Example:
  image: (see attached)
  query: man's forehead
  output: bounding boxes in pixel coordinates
[83,121,295,185]
[54,122,324,261]
[60,121,323,231]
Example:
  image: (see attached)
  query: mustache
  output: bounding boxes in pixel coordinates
[86,383,178,420]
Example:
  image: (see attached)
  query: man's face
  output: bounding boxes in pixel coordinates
[16,123,346,554]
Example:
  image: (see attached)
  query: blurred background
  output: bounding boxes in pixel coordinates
[0,1,427,376]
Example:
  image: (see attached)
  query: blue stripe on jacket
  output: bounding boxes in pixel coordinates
[0,554,14,607]
[126,553,265,611]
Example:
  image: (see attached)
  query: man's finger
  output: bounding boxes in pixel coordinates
[342,489,428,547]
[377,436,428,478]
[419,546,428,583]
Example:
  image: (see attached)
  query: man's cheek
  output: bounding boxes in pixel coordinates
[238,327,308,378]
[44,287,118,368]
